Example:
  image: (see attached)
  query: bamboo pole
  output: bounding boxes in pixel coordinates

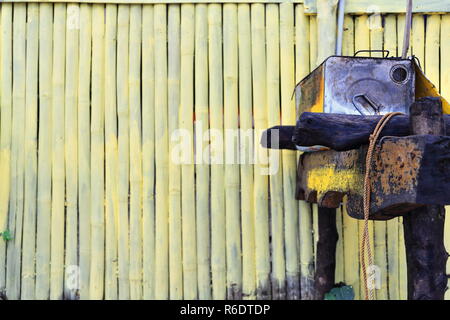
[280,2,299,300]
[251,3,271,299]
[208,3,226,300]
[104,3,118,300]
[384,14,400,300]
[195,3,211,300]
[116,4,130,300]
[90,3,105,299]
[425,14,441,91]
[36,3,52,300]
[335,207,344,283]
[6,3,26,300]
[266,3,285,300]
[154,3,169,300]
[180,3,198,300]
[237,3,256,300]
[396,13,408,300]
[316,0,337,64]
[64,2,80,300]
[412,14,425,67]
[167,4,182,299]
[77,3,92,300]
[129,3,143,300]
[309,15,317,70]
[223,3,242,300]
[0,3,12,294]
[142,4,156,300]
[369,12,388,300]
[295,4,314,301]
[21,2,39,300]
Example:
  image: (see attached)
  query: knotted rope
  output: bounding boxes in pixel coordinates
[361,112,403,300]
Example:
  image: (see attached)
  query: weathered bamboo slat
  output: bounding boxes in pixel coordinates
[64,2,80,300]
[426,15,441,90]
[142,3,156,300]
[266,3,285,300]
[180,3,198,299]
[104,3,118,300]
[21,3,39,300]
[195,3,211,300]
[412,14,425,67]
[208,3,226,300]
[77,3,92,300]
[116,4,130,300]
[7,3,26,300]
[90,3,105,299]
[129,3,143,300]
[167,4,182,299]
[35,3,53,300]
[237,3,256,300]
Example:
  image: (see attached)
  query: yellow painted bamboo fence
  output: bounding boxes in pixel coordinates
[0,0,449,300]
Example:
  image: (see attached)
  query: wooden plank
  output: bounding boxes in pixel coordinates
[251,3,271,299]
[304,0,450,14]
[237,3,256,300]
[370,12,388,300]
[89,3,105,299]
[208,3,226,300]
[142,3,156,300]
[195,3,211,300]
[167,4,182,300]
[223,3,242,300]
[77,3,92,300]
[154,3,169,300]
[0,3,12,293]
[281,2,299,300]
[64,2,80,300]
[129,3,143,300]
[21,2,39,300]
[6,2,26,300]
[116,4,130,300]
[384,13,400,300]
[180,3,198,299]
[294,4,314,300]
[266,3,285,300]
[36,3,52,300]
[104,3,118,300]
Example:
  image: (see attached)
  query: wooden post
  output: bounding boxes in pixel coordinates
[314,207,338,300]
[403,97,448,300]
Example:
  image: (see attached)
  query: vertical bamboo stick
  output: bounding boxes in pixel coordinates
[295,4,315,300]
[90,3,105,299]
[180,3,198,300]
[223,3,242,300]
[281,2,300,300]
[412,14,425,67]
[355,14,375,298]
[36,3,52,300]
[335,207,345,283]
[77,3,92,300]
[64,2,80,300]
[0,3,12,293]
[266,3,285,300]
[312,204,319,267]
[104,3,118,300]
[425,15,441,91]
[21,3,39,300]
[195,3,211,300]
[167,4,182,299]
[384,14,400,300]
[208,3,226,300]
[369,12,388,300]
[309,16,317,70]
[50,3,66,300]
[251,3,270,299]
[396,14,408,300]
[6,3,26,300]
[129,3,143,300]
[142,4,156,300]
[238,3,256,300]
[154,3,169,300]
[116,4,130,300]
